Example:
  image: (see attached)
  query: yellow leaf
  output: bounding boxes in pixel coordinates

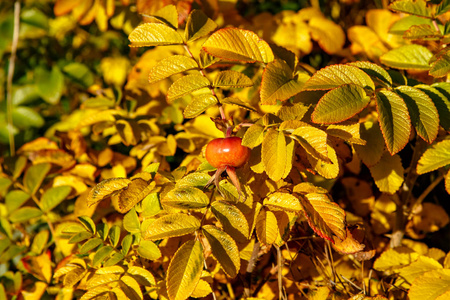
[255,208,279,245]
[115,119,141,146]
[300,193,346,242]
[185,9,217,42]
[263,192,302,212]
[21,281,47,300]
[332,226,365,255]
[203,28,274,63]
[262,129,288,181]
[409,269,450,300]
[100,56,130,86]
[211,201,249,243]
[190,279,212,298]
[292,125,329,162]
[87,178,131,207]
[309,17,345,54]
[307,143,340,179]
[116,179,155,214]
[151,4,178,29]
[326,123,366,145]
[373,247,419,272]
[184,94,218,119]
[148,55,198,84]
[398,256,442,285]
[161,186,209,209]
[166,240,204,300]
[167,74,211,103]
[369,152,404,194]
[129,23,184,47]
[120,275,143,300]
[354,121,385,167]
[144,213,200,240]
[22,252,52,283]
[202,225,241,278]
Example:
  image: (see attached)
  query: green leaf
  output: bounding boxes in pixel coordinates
[311,84,370,124]
[395,86,439,143]
[161,186,209,209]
[185,9,217,42]
[116,179,155,214]
[24,163,51,195]
[129,23,184,47]
[12,106,44,129]
[260,59,309,105]
[417,139,450,174]
[242,124,265,148]
[211,201,249,243]
[388,0,431,18]
[97,223,109,241]
[40,186,72,213]
[104,252,124,267]
[5,190,30,213]
[348,61,392,87]
[93,246,114,267]
[121,234,133,256]
[137,240,162,260]
[202,27,274,63]
[167,74,211,102]
[78,216,96,234]
[300,193,346,242]
[262,129,292,181]
[109,225,121,247]
[9,207,43,223]
[430,53,450,78]
[123,208,140,233]
[62,63,94,88]
[69,231,92,244]
[150,4,178,29]
[263,192,301,212]
[35,66,64,104]
[426,83,450,131]
[376,89,411,155]
[12,85,40,106]
[166,240,203,300]
[389,16,435,35]
[183,94,217,118]
[404,25,442,40]
[369,152,404,194]
[303,64,375,91]
[148,55,199,84]
[31,230,49,255]
[202,225,240,278]
[143,213,200,240]
[437,0,450,16]
[80,238,102,254]
[87,178,131,207]
[380,45,432,70]
[212,70,253,88]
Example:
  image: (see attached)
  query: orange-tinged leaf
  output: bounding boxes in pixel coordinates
[260,59,308,105]
[311,84,371,124]
[166,240,204,300]
[263,192,302,212]
[202,225,240,278]
[22,252,52,283]
[167,74,211,102]
[309,17,345,54]
[303,64,375,91]
[148,55,199,84]
[332,227,365,254]
[87,178,130,207]
[369,152,404,194]
[299,193,346,242]
[144,213,200,240]
[211,201,249,243]
[17,137,59,153]
[202,28,274,63]
[256,208,279,245]
[376,89,411,155]
[129,23,184,47]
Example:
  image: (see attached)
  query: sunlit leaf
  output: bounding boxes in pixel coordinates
[150,4,178,29]
[211,201,249,243]
[291,125,329,161]
[303,64,375,91]
[354,121,385,166]
[137,240,161,261]
[191,279,212,298]
[374,247,419,272]
[202,28,274,63]
[127,266,156,286]
[166,240,203,300]
[129,23,184,47]
[430,53,450,78]
[369,152,404,194]
[22,252,52,283]
[212,70,253,88]
[311,84,370,124]
[376,89,411,155]
[408,269,450,300]
[255,208,279,245]
[260,59,308,105]
[326,123,366,145]
[120,275,143,300]
[92,246,114,267]
[427,83,450,131]
[404,24,442,40]
[380,45,432,70]
[184,94,217,118]
[87,178,131,207]
[348,61,392,87]
[116,179,155,213]
[307,143,340,179]
[79,237,102,254]
[332,227,365,254]
[5,190,30,213]
[299,193,346,242]
[167,74,211,102]
[123,208,140,233]
[395,86,439,143]
[309,17,345,54]
[185,9,217,42]
[388,0,431,18]
[242,124,265,148]
[202,225,240,277]
[161,186,209,209]
[148,55,199,84]
[144,213,200,240]
[263,192,301,212]
[262,129,290,181]
[399,256,442,285]
[417,139,450,174]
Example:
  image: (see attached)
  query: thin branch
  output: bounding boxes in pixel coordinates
[414,173,444,207]
[6,1,21,156]
[244,240,260,297]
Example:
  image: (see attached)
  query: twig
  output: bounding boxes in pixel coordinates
[275,245,285,300]
[414,173,444,208]
[244,240,260,297]
[6,1,21,156]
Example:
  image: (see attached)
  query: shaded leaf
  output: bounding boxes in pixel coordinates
[40,185,72,213]
[80,237,102,254]
[24,163,51,195]
[212,70,253,88]
[9,207,43,223]
[166,240,203,300]
[348,61,392,87]
[430,53,450,78]
[262,129,289,181]
[5,190,30,213]
[148,55,199,84]
[93,246,114,267]
[185,10,217,42]
[144,213,200,240]
[426,83,450,131]
[369,152,404,194]
[221,97,257,111]
[202,28,274,63]
[202,225,240,277]
[129,23,184,47]
[376,89,411,155]
[354,121,385,166]
[211,201,249,243]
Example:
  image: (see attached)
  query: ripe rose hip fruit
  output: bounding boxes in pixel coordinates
[205,137,251,169]
[205,137,250,198]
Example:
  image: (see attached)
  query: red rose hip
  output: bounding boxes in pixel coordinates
[205,137,251,169]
